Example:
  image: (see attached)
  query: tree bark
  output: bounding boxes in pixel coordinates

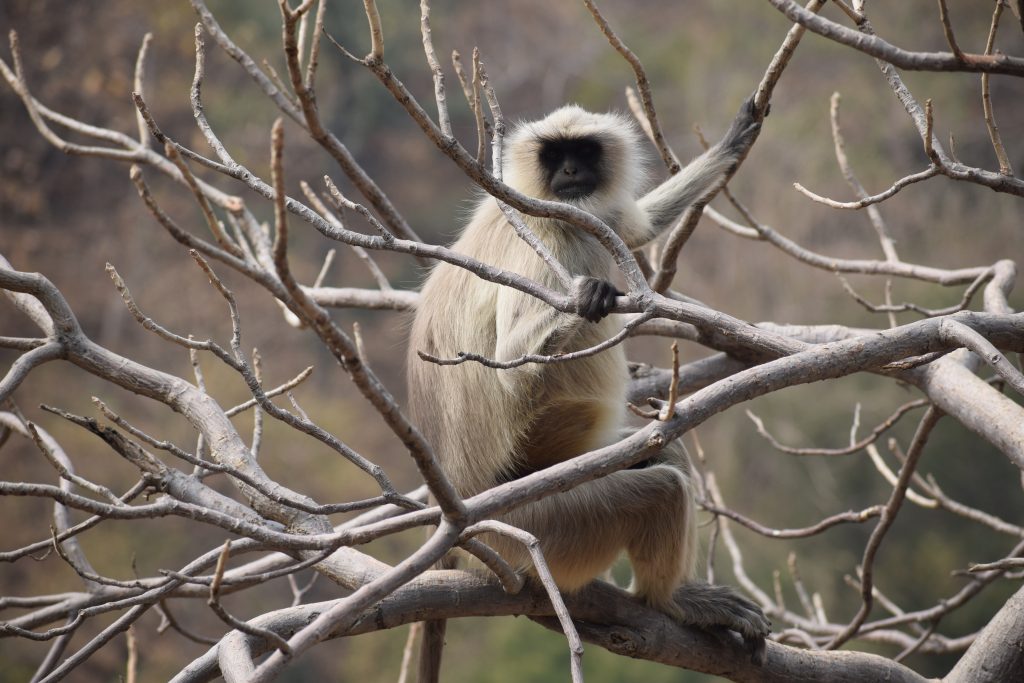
[945,583,1024,683]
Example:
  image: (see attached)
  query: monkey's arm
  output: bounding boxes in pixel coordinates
[494,276,620,375]
[494,287,582,374]
[491,278,618,393]
[630,97,761,248]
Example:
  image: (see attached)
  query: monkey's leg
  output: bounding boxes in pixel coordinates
[492,447,769,652]
[622,458,696,614]
[628,506,772,665]
[493,458,695,592]
[625,441,771,659]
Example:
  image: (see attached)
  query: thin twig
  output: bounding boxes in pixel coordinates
[826,407,942,649]
[837,269,992,318]
[452,48,487,165]
[156,601,219,645]
[25,422,121,505]
[465,521,584,683]
[659,342,680,421]
[936,0,966,61]
[396,622,421,683]
[701,500,883,539]
[125,625,139,683]
[895,620,938,662]
[297,181,393,291]
[208,541,292,654]
[583,0,679,173]
[419,310,655,369]
[865,442,938,508]
[981,0,1014,176]
[788,552,818,622]
[745,399,929,457]
[304,0,328,90]
[313,248,336,288]
[969,557,1024,573]
[419,0,452,139]
[794,166,939,210]
[756,0,828,113]
[132,33,153,146]
[362,0,384,61]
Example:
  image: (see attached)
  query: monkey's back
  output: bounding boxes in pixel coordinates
[408,199,628,498]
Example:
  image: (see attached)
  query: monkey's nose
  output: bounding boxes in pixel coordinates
[563,165,577,176]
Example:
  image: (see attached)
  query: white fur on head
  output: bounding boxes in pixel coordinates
[504,105,647,211]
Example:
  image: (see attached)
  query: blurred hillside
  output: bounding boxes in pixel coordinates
[1,1,1022,681]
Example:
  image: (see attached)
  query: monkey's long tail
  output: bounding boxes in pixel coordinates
[416,552,455,683]
[416,617,447,683]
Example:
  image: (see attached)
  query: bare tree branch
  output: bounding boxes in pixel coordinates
[766,0,1024,76]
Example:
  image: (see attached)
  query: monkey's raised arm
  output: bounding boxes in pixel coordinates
[630,97,761,247]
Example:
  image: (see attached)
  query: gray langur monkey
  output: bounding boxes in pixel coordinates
[408,96,770,680]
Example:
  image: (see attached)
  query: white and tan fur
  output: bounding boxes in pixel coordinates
[409,101,768,680]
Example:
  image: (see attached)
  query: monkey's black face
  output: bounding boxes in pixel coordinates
[538,136,603,200]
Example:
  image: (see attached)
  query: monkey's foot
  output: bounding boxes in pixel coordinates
[669,582,771,664]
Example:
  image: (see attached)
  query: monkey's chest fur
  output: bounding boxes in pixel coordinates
[408,206,628,497]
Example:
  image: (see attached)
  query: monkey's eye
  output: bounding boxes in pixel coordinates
[574,139,602,163]
[538,146,561,167]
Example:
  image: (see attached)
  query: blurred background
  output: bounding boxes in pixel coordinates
[1,1,1022,680]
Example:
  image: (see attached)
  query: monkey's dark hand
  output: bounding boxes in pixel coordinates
[573,276,622,323]
[720,93,764,159]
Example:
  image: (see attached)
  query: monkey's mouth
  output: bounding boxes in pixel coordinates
[552,180,597,200]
